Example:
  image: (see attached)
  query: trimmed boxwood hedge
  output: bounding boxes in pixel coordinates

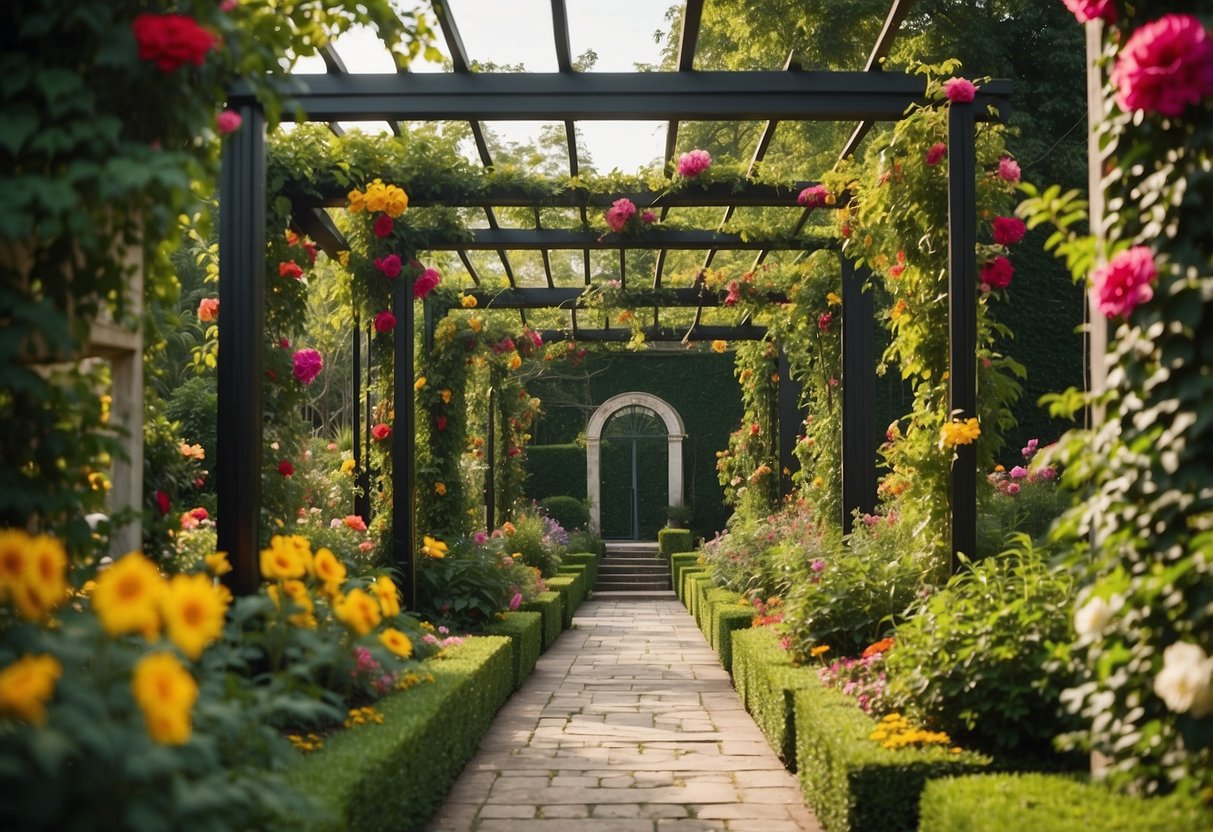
[712,603,754,673]
[283,636,514,832]
[562,551,599,589]
[684,572,713,619]
[520,590,563,650]
[658,528,694,557]
[670,552,703,599]
[480,611,542,690]
[794,679,989,832]
[918,773,1213,832]
[545,572,584,628]
[731,626,821,767]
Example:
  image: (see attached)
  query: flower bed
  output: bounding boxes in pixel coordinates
[520,591,563,650]
[917,773,1213,832]
[480,611,542,690]
[282,635,514,832]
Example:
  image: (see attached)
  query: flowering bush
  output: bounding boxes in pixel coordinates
[976,439,1067,555]
[818,649,892,715]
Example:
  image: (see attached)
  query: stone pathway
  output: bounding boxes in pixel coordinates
[426,599,822,831]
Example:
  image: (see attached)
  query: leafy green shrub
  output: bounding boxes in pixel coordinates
[658,528,694,557]
[883,534,1081,757]
[918,773,1213,832]
[567,528,606,557]
[504,510,566,578]
[539,495,590,532]
[164,375,218,466]
[416,536,514,631]
[782,512,928,659]
[702,503,838,599]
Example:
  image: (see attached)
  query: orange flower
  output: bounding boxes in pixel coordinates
[862,637,895,658]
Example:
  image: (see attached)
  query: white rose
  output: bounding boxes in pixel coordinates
[1074,596,1114,638]
[1153,641,1213,717]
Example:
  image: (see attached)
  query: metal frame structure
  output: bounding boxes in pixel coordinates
[218,0,1010,601]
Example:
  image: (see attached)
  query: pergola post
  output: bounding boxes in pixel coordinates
[946,102,978,571]
[352,315,372,522]
[841,257,876,532]
[777,351,802,498]
[217,103,267,596]
[391,271,416,608]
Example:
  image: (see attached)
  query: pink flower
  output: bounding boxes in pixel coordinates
[1010,465,1029,479]
[992,216,1026,246]
[724,280,741,306]
[981,256,1014,290]
[278,459,294,477]
[1061,0,1116,24]
[509,592,523,611]
[810,559,826,573]
[413,267,440,299]
[925,142,947,166]
[197,297,219,322]
[373,214,394,238]
[373,310,396,333]
[605,198,638,233]
[998,157,1021,183]
[216,109,242,135]
[797,184,829,208]
[1039,466,1057,481]
[279,260,303,279]
[1007,482,1021,496]
[371,423,391,442]
[131,13,216,73]
[641,209,657,224]
[943,77,977,103]
[818,312,832,331]
[1112,14,1213,118]
[343,515,368,532]
[358,541,375,553]
[375,254,402,279]
[677,149,712,177]
[292,348,324,384]
[473,531,488,546]
[1092,246,1156,318]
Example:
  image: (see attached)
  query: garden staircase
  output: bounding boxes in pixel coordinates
[593,541,674,599]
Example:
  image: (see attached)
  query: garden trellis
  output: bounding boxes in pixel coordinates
[216,0,1012,603]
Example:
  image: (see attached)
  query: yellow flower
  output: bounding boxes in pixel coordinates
[270,579,316,628]
[373,575,401,618]
[347,188,366,213]
[204,552,232,577]
[340,458,356,475]
[160,573,228,660]
[940,417,981,448]
[337,251,350,267]
[711,340,728,354]
[468,317,482,333]
[0,529,31,601]
[460,294,478,308]
[88,471,111,492]
[434,481,447,496]
[890,299,909,322]
[17,533,69,621]
[414,376,427,391]
[312,548,347,593]
[827,291,842,306]
[334,588,381,636]
[0,654,62,726]
[379,627,413,658]
[92,552,165,638]
[441,389,452,404]
[179,442,205,460]
[131,652,197,745]
[260,536,307,581]
[810,645,831,657]
[421,536,448,559]
[508,354,522,370]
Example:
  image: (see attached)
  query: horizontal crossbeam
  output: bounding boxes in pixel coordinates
[537,324,767,343]
[423,229,834,251]
[240,72,1011,123]
[468,287,789,309]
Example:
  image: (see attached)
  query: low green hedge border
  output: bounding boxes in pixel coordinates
[562,552,599,589]
[794,678,989,832]
[696,584,732,636]
[658,528,694,558]
[712,604,754,673]
[682,571,712,613]
[545,572,585,629]
[284,636,514,832]
[918,773,1213,832]
[671,553,703,600]
[731,626,819,767]
[480,611,542,690]
[520,591,563,650]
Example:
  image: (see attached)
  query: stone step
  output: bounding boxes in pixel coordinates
[589,589,678,601]
[599,562,670,575]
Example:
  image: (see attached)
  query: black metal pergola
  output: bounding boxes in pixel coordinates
[217,0,1010,602]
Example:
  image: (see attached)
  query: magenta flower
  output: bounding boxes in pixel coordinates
[1112,14,1213,118]
[373,214,394,238]
[473,531,488,546]
[724,280,741,307]
[998,156,1021,183]
[605,198,637,233]
[413,267,441,299]
[292,348,324,385]
[641,209,657,224]
[993,216,1026,246]
[677,149,712,177]
[925,142,948,166]
[216,109,242,135]
[810,559,826,573]
[509,592,523,611]
[943,77,977,103]
[1061,0,1116,24]
[1010,465,1029,479]
[375,254,402,279]
[797,184,829,208]
[981,256,1015,290]
[373,310,396,334]
[818,312,832,331]
[1092,246,1156,318]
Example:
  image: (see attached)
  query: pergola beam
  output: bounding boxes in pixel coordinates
[536,324,766,343]
[837,0,920,162]
[252,72,1011,122]
[466,286,789,309]
[416,228,834,251]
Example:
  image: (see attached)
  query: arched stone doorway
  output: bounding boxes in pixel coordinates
[586,392,685,538]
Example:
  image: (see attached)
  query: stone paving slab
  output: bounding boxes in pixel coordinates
[424,599,821,832]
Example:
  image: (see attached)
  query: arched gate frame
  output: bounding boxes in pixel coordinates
[216,0,1011,603]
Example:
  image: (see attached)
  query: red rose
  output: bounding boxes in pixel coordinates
[413,268,441,300]
[278,460,294,477]
[981,256,1015,290]
[190,507,209,520]
[818,312,832,331]
[375,254,402,279]
[373,310,396,334]
[132,13,216,73]
[279,261,303,279]
[154,490,171,516]
[992,216,1026,246]
[436,416,448,431]
[373,214,394,238]
[371,423,392,442]
[925,142,947,166]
